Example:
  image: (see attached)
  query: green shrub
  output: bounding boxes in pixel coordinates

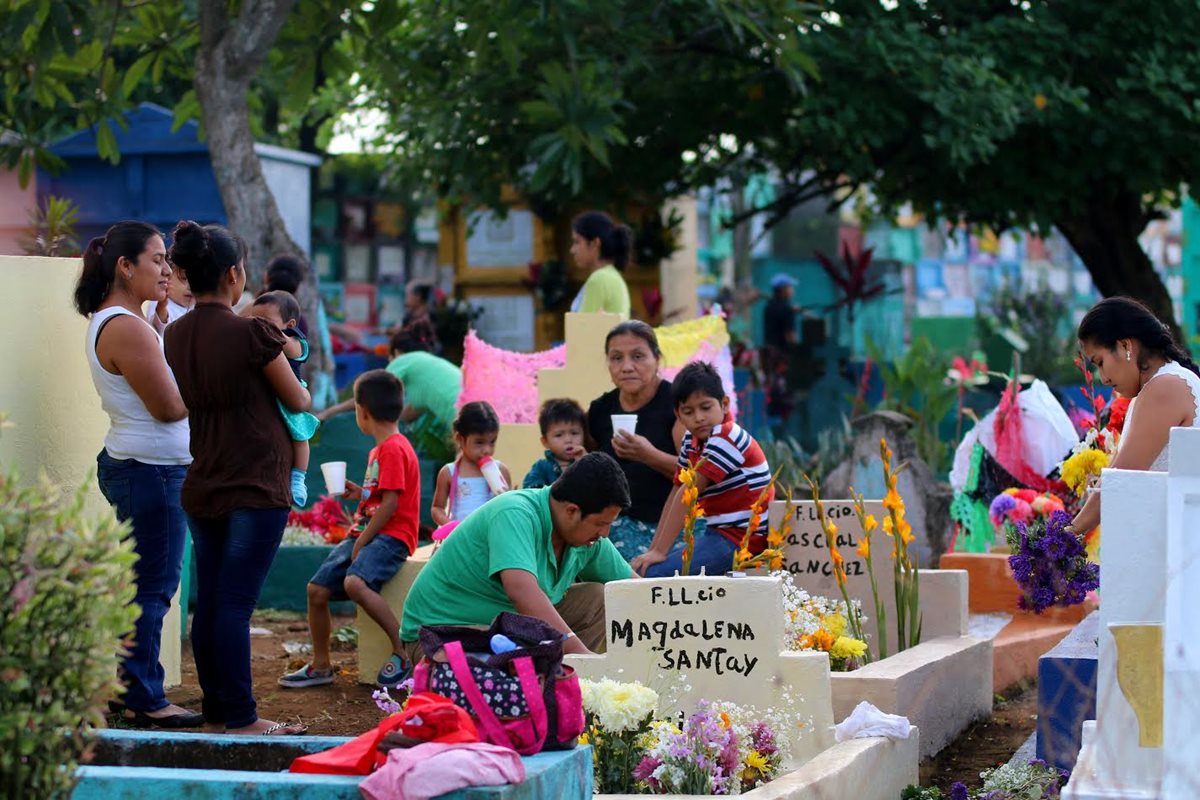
[0,420,138,798]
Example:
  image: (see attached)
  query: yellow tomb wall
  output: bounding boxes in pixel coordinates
[0,255,182,686]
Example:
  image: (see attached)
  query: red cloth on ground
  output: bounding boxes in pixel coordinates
[289,693,478,776]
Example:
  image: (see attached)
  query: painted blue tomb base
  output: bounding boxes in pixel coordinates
[1036,610,1099,772]
[75,730,593,799]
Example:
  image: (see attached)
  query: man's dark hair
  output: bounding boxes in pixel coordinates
[354,369,404,422]
[551,452,631,516]
[538,398,587,436]
[253,290,301,325]
[671,361,726,407]
[265,255,307,294]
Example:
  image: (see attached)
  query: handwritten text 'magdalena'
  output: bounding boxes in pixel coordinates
[609,618,761,676]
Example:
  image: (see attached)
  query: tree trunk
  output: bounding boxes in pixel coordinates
[1055,187,1182,343]
[194,0,333,384]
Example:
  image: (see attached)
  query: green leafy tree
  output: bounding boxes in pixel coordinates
[736,0,1199,336]
[352,0,816,216]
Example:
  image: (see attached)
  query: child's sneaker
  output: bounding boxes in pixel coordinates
[377,654,410,688]
[278,663,334,688]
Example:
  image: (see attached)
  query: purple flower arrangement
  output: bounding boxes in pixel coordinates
[633,700,783,795]
[1005,510,1099,613]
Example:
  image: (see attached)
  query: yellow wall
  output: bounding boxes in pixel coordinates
[0,255,181,685]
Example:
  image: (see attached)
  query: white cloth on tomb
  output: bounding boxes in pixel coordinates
[1122,361,1200,472]
[834,701,913,742]
[949,379,1077,490]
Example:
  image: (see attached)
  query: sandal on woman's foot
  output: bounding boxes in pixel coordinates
[263,721,308,736]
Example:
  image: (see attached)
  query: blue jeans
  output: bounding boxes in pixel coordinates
[96,450,189,713]
[188,508,288,728]
[645,528,737,578]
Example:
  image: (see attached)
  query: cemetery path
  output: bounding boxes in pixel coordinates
[918,680,1038,792]
[149,611,1037,786]
[163,611,386,737]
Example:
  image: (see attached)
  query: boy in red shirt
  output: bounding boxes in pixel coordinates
[631,361,773,577]
[280,370,420,689]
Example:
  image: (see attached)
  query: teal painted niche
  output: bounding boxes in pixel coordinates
[76,730,594,800]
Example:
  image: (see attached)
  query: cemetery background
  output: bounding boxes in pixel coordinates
[7,5,1200,798]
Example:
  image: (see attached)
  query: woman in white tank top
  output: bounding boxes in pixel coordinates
[75,222,202,729]
[1070,297,1200,534]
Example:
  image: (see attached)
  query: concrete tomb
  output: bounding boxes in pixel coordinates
[1065,427,1200,800]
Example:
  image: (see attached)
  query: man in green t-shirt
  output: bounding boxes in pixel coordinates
[400,453,635,659]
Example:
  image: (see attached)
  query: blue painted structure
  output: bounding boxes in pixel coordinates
[76,730,592,799]
[1036,610,1099,772]
[38,103,320,253]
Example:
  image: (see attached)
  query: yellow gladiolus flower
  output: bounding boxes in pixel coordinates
[882,515,895,537]
[863,514,878,533]
[883,487,903,513]
[856,536,870,559]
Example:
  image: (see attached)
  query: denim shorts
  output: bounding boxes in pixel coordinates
[310,535,410,601]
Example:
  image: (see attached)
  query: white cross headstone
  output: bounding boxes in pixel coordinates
[564,575,835,766]
[772,499,900,658]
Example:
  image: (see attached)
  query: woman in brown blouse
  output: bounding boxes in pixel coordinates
[164,221,310,735]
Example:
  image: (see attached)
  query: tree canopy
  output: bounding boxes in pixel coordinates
[351,0,816,214]
[744,0,1200,331]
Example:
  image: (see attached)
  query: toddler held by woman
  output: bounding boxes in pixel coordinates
[245,290,320,506]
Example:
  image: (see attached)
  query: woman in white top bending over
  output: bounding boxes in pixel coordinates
[75,222,202,728]
[1070,296,1200,534]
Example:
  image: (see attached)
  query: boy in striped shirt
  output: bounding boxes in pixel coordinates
[630,362,774,577]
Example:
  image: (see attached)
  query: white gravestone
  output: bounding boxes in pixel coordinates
[1163,429,1200,800]
[773,499,900,657]
[1064,427,1200,799]
[565,575,836,766]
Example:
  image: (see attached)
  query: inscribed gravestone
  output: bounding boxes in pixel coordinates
[771,498,900,658]
[564,575,835,766]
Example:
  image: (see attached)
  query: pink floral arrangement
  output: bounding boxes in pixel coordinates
[989,488,1067,532]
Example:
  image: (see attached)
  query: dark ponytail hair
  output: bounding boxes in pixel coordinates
[166,220,246,295]
[453,401,501,438]
[572,211,634,271]
[73,221,163,316]
[1077,296,1200,378]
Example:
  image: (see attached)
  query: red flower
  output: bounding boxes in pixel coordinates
[1106,396,1130,434]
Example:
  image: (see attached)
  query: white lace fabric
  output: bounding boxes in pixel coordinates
[1123,361,1200,471]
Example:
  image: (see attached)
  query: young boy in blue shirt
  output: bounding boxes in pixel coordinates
[522,398,587,488]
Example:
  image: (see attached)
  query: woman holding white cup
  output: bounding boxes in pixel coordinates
[587,321,684,560]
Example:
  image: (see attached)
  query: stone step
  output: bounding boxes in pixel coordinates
[76,730,592,799]
[993,617,1076,693]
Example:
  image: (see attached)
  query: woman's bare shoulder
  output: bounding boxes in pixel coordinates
[1139,369,1199,419]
